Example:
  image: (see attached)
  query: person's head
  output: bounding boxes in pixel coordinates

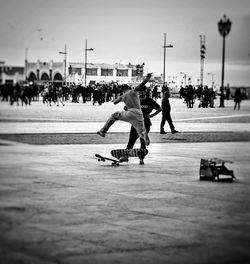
[139,85,148,99]
[123,84,131,92]
[164,91,170,98]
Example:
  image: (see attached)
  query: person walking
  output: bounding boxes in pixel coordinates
[97,73,152,145]
[56,86,65,106]
[160,90,178,134]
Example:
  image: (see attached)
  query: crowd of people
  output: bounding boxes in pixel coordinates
[0,81,134,107]
[0,81,245,110]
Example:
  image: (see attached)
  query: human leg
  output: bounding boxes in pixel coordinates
[118,126,139,162]
[97,110,130,137]
[165,113,178,134]
[140,125,150,149]
[128,110,150,146]
[127,126,139,149]
[160,116,166,133]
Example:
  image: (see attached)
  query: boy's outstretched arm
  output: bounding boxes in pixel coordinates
[113,96,123,104]
[134,73,152,92]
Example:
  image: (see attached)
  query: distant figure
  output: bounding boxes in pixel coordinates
[56,86,64,107]
[234,88,242,110]
[226,87,231,100]
[160,91,178,134]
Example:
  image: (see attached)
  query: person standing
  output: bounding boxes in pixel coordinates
[160,90,178,134]
[234,88,242,110]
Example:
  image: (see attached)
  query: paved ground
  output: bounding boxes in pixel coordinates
[0,98,250,263]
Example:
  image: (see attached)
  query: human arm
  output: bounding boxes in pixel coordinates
[134,73,152,92]
[113,95,123,104]
[149,107,162,118]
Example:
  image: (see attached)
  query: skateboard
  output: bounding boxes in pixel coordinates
[95,154,121,166]
[199,158,237,182]
[111,148,148,165]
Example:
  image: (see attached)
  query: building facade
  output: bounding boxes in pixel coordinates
[68,62,144,85]
[0,61,24,84]
[25,60,64,83]
[24,60,144,86]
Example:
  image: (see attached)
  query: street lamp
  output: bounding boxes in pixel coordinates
[59,44,67,84]
[84,39,94,88]
[163,33,173,85]
[218,14,232,107]
[25,48,28,82]
[180,72,187,86]
[207,73,214,88]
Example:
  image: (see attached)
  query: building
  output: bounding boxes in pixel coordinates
[1,60,145,86]
[68,62,144,85]
[0,61,24,84]
[25,60,64,83]
[24,60,145,86]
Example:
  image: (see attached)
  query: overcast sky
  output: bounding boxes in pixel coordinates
[0,0,249,86]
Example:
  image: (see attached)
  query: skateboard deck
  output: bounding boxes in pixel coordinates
[111,148,148,165]
[111,148,148,159]
[95,154,121,166]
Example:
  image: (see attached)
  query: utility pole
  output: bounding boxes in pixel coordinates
[162,33,173,85]
[200,35,206,87]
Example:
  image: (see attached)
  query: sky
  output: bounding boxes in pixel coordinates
[0,0,249,86]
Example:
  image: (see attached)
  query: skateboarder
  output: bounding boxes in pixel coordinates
[119,86,161,162]
[97,73,152,145]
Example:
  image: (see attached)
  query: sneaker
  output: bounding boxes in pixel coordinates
[160,131,167,134]
[144,133,150,146]
[119,157,129,162]
[172,130,179,134]
[97,130,106,137]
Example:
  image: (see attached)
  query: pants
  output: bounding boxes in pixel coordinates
[100,108,146,139]
[160,113,175,132]
[126,123,150,149]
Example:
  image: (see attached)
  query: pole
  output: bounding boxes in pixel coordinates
[64,44,67,85]
[85,39,87,88]
[200,35,205,87]
[163,33,166,85]
[25,48,28,82]
[220,35,225,107]
[59,44,67,85]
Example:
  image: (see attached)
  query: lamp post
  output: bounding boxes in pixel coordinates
[163,33,173,86]
[84,39,94,88]
[59,44,67,84]
[180,72,187,86]
[25,48,28,82]
[218,14,232,107]
[207,73,214,88]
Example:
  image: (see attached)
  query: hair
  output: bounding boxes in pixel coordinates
[140,85,147,92]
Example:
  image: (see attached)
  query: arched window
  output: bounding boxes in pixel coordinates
[53,72,63,81]
[28,72,37,82]
[41,72,49,80]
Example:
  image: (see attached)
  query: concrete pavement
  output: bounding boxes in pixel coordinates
[0,142,250,263]
[0,99,250,263]
[0,120,250,134]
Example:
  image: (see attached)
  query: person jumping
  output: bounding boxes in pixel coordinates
[97,73,152,146]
